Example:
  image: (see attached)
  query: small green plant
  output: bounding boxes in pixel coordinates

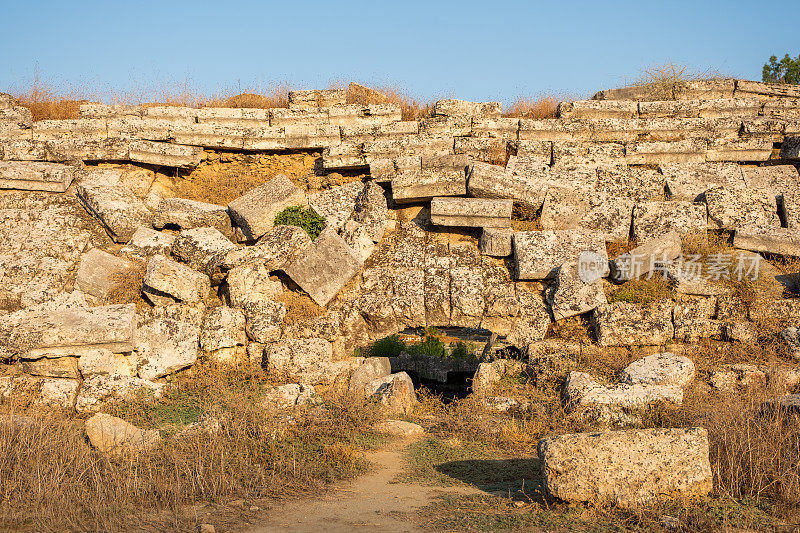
[449,342,474,361]
[274,205,326,239]
[366,334,407,358]
[763,54,800,85]
[408,335,447,359]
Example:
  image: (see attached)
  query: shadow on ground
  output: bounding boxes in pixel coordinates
[434,458,543,498]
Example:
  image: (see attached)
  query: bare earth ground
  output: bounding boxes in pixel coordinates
[245,438,484,533]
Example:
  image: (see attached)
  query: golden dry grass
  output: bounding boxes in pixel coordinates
[502,96,561,119]
[0,365,382,532]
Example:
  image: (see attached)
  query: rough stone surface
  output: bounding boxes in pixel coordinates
[373,419,424,437]
[611,231,682,282]
[308,181,364,232]
[538,428,713,507]
[134,318,200,380]
[153,197,232,237]
[199,306,246,352]
[263,337,338,384]
[171,227,236,274]
[75,374,164,413]
[143,254,210,305]
[85,413,160,455]
[705,186,778,230]
[243,300,287,344]
[227,175,306,240]
[430,197,512,228]
[632,201,707,242]
[467,162,547,209]
[75,248,138,301]
[619,353,696,387]
[0,161,76,192]
[513,230,608,280]
[480,227,513,257]
[364,371,417,415]
[76,170,153,243]
[225,262,283,308]
[548,256,609,321]
[348,357,392,396]
[592,301,674,347]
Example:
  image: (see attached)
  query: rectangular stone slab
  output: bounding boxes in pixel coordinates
[538,427,712,507]
[734,227,800,257]
[430,197,512,228]
[284,229,362,307]
[227,175,306,241]
[21,303,136,358]
[513,229,607,280]
[0,161,76,192]
[467,162,547,209]
[76,170,154,243]
[391,168,466,204]
[129,140,204,168]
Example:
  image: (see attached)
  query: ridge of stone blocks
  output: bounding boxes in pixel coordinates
[288,89,347,110]
[429,197,512,228]
[513,229,608,280]
[0,161,77,192]
[432,99,501,118]
[284,229,362,307]
[227,175,306,241]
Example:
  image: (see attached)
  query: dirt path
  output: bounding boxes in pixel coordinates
[247,438,480,533]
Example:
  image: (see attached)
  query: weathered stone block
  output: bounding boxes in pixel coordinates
[625,139,707,165]
[142,254,210,305]
[171,227,236,274]
[660,162,746,201]
[308,180,364,232]
[199,306,246,352]
[592,301,674,346]
[631,201,706,242]
[135,318,200,380]
[548,256,608,321]
[540,188,634,242]
[128,140,204,168]
[391,168,466,204]
[558,100,637,119]
[538,428,713,506]
[0,161,77,192]
[467,162,547,209]
[734,227,800,257]
[76,170,153,243]
[153,198,232,237]
[705,186,779,230]
[481,227,513,257]
[284,229,362,307]
[611,231,682,282]
[513,229,607,280]
[741,165,799,196]
[227,175,306,241]
[433,99,501,118]
[430,197,512,228]
[706,136,772,162]
[75,248,139,301]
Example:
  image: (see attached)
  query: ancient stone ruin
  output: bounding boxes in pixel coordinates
[3,78,800,506]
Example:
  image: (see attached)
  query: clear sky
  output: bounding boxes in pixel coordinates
[0,0,795,105]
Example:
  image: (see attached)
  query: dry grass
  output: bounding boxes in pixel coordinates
[607,276,675,304]
[346,83,432,121]
[632,62,728,101]
[275,290,325,324]
[105,261,147,308]
[502,96,561,119]
[0,365,382,532]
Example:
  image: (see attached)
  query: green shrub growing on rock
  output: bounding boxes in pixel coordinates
[273,205,326,239]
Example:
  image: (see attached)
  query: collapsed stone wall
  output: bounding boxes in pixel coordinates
[1,79,800,413]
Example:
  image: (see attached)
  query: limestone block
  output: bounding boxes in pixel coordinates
[363,134,455,160]
[323,142,367,169]
[432,99,501,118]
[153,197,232,237]
[450,266,485,328]
[734,226,800,257]
[538,428,713,506]
[453,137,508,163]
[611,231,682,282]
[263,337,336,384]
[705,186,779,230]
[564,371,684,410]
[631,201,707,242]
[430,197,512,228]
[74,374,164,413]
[673,301,726,342]
[471,117,520,139]
[134,318,200,379]
[128,140,204,168]
[225,262,283,308]
[260,383,317,409]
[243,301,286,343]
[540,188,633,242]
[199,306,246,352]
[706,136,772,162]
[213,225,311,278]
[0,161,76,192]
[142,254,210,305]
[548,256,609,321]
[168,122,247,149]
[76,170,153,243]
[518,118,591,142]
[391,168,466,203]
[20,357,80,378]
[660,162,746,200]
[364,372,417,415]
[78,348,135,377]
[307,180,364,232]
[466,162,547,209]
[75,248,139,300]
[38,378,80,409]
[557,100,637,119]
[551,141,623,168]
[280,124,342,149]
[284,229,362,307]
[348,357,392,396]
[625,139,707,165]
[171,227,236,274]
[481,227,513,257]
[287,89,346,110]
[194,107,271,126]
[227,175,306,241]
[85,413,160,455]
[5,303,136,359]
[43,137,131,163]
[419,115,472,136]
[513,229,607,280]
[120,227,176,259]
[620,352,695,387]
[734,79,800,99]
[506,282,551,347]
[638,99,701,119]
[741,165,799,196]
[31,119,107,141]
[592,301,674,347]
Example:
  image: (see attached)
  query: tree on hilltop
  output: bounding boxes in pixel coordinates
[763,54,800,84]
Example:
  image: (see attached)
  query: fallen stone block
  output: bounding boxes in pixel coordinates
[142,254,210,305]
[548,255,609,321]
[610,231,682,282]
[538,427,713,507]
[564,371,684,410]
[308,180,364,232]
[430,197,512,228]
[85,413,160,455]
[153,198,232,237]
[243,300,287,343]
[227,175,306,241]
[128,140,204,168]
[453,137,509,163]
[432,99,501,118]
[660,162,746,201]
[594,166,665,202]
[171,227,236,274]
[263,337,337,384]
[214,224,311,280]
[134,318,200,380]
[75,374,164,413]
[225,263,283,308]
[4,303,136,359]
[592,301,674,346]
[284,229,362,307]
[120,227,176,258]
[705,186,779,230]
[467,161,547,209]
[365,371,417,415]
[76,170,153,243]
[78,348,135,377]
[260,383,317,409]
[540,188,633,242]
[513,229,607,280]
[75,248,139,301]
[348,357,392,396]
[734,226,800,257]
[0,161,76,192]
[391,168,466,204]
[481,227,513,257]
[373,419,424,437]
[200,306,246,352]
[631,201,707,242]
[20,356,80,379]
[620,352,695,387]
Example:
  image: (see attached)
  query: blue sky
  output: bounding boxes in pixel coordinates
[0,0,795,105]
